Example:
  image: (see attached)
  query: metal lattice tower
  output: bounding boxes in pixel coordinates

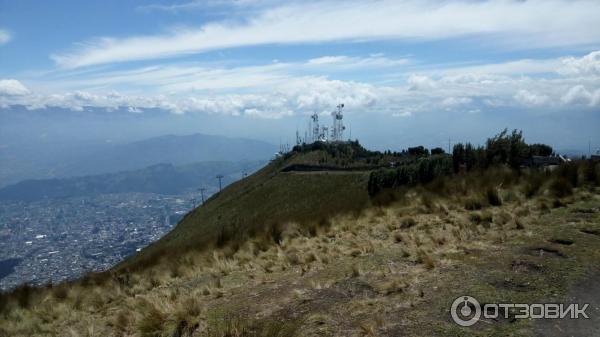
[321,126,329,142]
[311,113,320,142]
[330,103,345,142]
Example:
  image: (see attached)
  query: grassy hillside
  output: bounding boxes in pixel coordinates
[120,146,375,271]
[1,139,600,337]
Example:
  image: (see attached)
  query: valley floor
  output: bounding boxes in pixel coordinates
[2,186,600,337]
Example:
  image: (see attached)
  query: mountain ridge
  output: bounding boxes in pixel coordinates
[0,160,266,202]
[0,132,276,188]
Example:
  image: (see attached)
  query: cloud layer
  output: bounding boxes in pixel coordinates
[4,51,600,117]
[51,0,600,68]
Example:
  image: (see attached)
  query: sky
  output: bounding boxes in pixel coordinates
[0,0,599,152]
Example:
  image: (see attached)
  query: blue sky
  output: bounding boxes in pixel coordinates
[0,0,599,152]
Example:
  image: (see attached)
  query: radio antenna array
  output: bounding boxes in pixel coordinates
[330,103,345,142]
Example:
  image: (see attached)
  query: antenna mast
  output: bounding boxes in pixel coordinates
[311,112,319,142]
[331,103,345,142]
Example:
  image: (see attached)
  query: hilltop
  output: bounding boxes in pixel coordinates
[120,140,453,271]
[1,131,600,337]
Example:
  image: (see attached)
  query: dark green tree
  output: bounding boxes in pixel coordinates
[431,147,445,155]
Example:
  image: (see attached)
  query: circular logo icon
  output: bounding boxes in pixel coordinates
[451,295,481,326]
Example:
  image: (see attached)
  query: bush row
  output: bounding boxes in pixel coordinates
[367,155,453,195]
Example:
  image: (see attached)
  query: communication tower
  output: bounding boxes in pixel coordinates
[320,126,329,142]
[330,103,345,142]
[311,113,320,143]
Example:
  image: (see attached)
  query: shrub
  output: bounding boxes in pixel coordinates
[552,199,565,208]
[408,146,429,157]
[393,232,403,243]
[529,143,554,156]
[52,286,69,301]
[514,218,525,230]
[486,188,502,206]
[416,250,435,269]
[523,173,545,198]
[480,211,493,223]
[13,283,33,308]
[431,147,445,155]
[400,217,416,229]
[268,222,283,245]
[583,161,600,185]
[285,251,301,265]
[179,297,203,319]
[367,155,453,196]
[216,226,232,248]
[469,211,492,225]
[137,303,166,337]
[113,310,130,334]
[550,178,573,198]
[556,162,579,187]
[464,198,483,210]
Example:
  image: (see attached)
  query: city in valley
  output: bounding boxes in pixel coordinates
[0,192,195,290]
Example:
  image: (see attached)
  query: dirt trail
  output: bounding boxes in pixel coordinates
[534,268,600,337]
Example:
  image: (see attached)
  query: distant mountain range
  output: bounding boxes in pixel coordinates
[58,133,276,177]
[0,160,266,202]
[0,133,277,187]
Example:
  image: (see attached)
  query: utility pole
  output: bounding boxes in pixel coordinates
[216,175,224,192]
[589,139,592,159]
[199,187,206,204]
[448,137,451,154]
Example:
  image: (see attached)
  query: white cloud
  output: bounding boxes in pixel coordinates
[561,85,597,106]
[0,77,381,118]
[128,106,143,113]
[559,51,600,77]
[592,89,600,107]
[0,79,30,96]
[307,55,408,69]
[6,50,600,117]
[514,89,550,106]
[407,75,436,91]
[52,0,600,68]
[137,0,273,13]
[435,59,562,77]
[0,29,12,45]
[441,96,473,108]
[307,56,351,65]
[37,55,409,93]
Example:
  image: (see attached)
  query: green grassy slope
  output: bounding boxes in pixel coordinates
[119,149,372,270]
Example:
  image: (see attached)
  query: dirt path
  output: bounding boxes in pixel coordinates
[534,268,600,337]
